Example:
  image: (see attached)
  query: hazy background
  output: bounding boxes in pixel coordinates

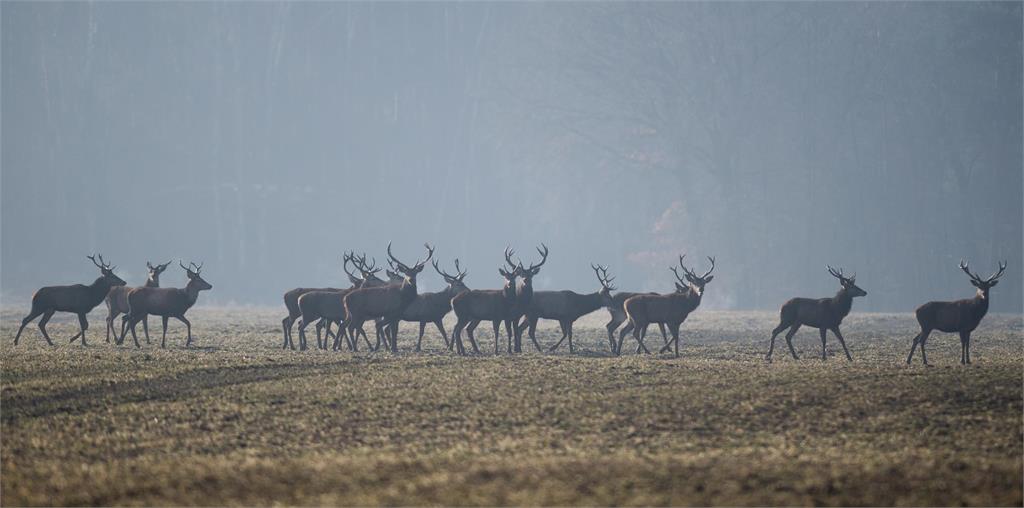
[2,2,1021,312]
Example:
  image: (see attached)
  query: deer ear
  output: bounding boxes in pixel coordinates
[990,280,999,287]
[704,275,713,283]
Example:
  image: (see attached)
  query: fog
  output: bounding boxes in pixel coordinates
[2,2,1021,312]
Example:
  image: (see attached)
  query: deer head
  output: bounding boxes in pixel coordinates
[146,260,172,284]
[352,252,385,285]
[676,255,716,296]
[180,261,213,291]
[433,258,470,294]
[591,263,617,306]
[515,244,549,290]
[88,254,126,287]
[960,259,1006,296]
[827,265,866,297]
[386,242,435,287]
[498,247,520,295]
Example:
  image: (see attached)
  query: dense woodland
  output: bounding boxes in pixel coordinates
[2,2,1021,312]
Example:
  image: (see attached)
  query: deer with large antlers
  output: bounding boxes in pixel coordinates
[518,264,616,354]
[906,260,1006,366]
[123,262,212,348]
[450,250,520,355]
[13,255,127,347]
[344,243,434,353]
[390,259,470,351]
[99,260,170,344]
[509,244,549,353]
[765,266,866,362]
[621,255,716,357]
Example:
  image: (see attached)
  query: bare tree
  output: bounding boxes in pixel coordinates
[906,260,1006,365]
[14,255,127,347]
[765,266,866,362]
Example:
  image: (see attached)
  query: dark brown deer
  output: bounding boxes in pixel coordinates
[392,258,470,352]
[622,255,715,357]
[906,260,1006,366]
[280,252,365,350]
[605,292,668,355]
[14,255,127,347]
[450,254,519,355]
[519,264,616,353]
[100,260,170,344]
[344,243,434,353]
[123,262,213,348]
[509,244,549,353]
[765,265,866,362]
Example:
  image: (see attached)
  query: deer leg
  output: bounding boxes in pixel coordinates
[416,322,427,352]
[126,314,142,348]
[14,309,43,345]
[506,319,518,354]
[919,330,930,366]
[282,316,293,350]
[492,320,502,355]
[74,313,89,346]
[525,319,543,353]
[142,316,151,345]
[313,319,323,350]
[658,323,668,346]
[630,321,646,355]
[958,331,971,365]
[819,328,828,360]
[118,315,130,345]
[174,316,192,347]
[616,322,633,356]
[161,316,169,349]
[784,324,801,360]
[905,331,922,364]
[297,319,309,351]
[766,322,788,362]
[465,320,481,353]
[324,320,335,347]
[549,321,569,352]
[964,331,972,364]
[435,320,450,350]
[389,320,400,353]
[452,319,467,355]
[605,316,622,353]
[831,327,852,361]
[566,321,576,354]
[106,310,116,343]
[668,322,681,357]
[37,310,56,346]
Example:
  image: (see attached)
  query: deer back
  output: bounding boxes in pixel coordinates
[298,289,352,322]
[452,289,511,321]
[127,287,192,317]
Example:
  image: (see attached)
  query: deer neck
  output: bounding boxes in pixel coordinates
[400,278,418,303]
[89,276,117,303]
[145,275,160,288]
[832,288,854,317]
[184,280,204,307]
[581,291,606,314]
[973,289,990,315]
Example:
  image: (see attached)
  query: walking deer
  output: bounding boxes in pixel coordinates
[100,261,170,344]
[14,255,127,346]
[344,243,433,353]
[450,251,519,355]
[519,264,616,353]
[765,266,866,362]
[394,259,470,351]
[124,262,213,348]
[281,252,367,350]
[622,255,715,357]
[906,260,1006,365]
[605,291,668,355]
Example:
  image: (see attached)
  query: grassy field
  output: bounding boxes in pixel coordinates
[1,307,1021,506]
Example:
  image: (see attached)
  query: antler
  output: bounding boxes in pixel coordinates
[591,264,616,291]
[503,246,518,271]
[179,261,202,274]
[827,265,847,281]
[524,243,549,272]
[959,259,982,283]
[386,242,409,272]
[987,260,1008,282]
[353,252,381,276]
[88,254,110,269]
[413,243,435,270]
[699,256,716,279]
[433,258,465,282]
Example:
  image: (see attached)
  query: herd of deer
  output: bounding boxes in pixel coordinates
[9,247,1008,366]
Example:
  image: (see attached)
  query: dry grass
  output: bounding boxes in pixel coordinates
[1,308,1021,506]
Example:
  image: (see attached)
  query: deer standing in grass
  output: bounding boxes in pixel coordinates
[765,266,866,362]
[450,252,519,355]
[14,255,126,347]
[519,264,616,353]
[605,290,668,355]
[393,259,470,352]
[100,261,170,344]
[123,262,212,348]
[509,244,549,353]
[280,252,375,349]
[344,243,434,353]
[906,260,1006,366]
[622,255,715,357]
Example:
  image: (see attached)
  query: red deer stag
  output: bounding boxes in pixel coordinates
[765,266,866,362]
[509,244,549,353]
[519,264,616,353]
[99,260,170,344]
[393,259,470,351]
[344,243,433,353]
[124,262,213,348]
[622,255,716,358]
[906,260,1006,366]
[280,252,366,350]
[14,254,126,347]
[450,251,519,355]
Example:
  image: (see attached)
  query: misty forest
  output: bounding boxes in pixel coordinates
[3,2,1021,312]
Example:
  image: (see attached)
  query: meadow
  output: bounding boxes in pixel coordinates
[1,308,1021,506]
